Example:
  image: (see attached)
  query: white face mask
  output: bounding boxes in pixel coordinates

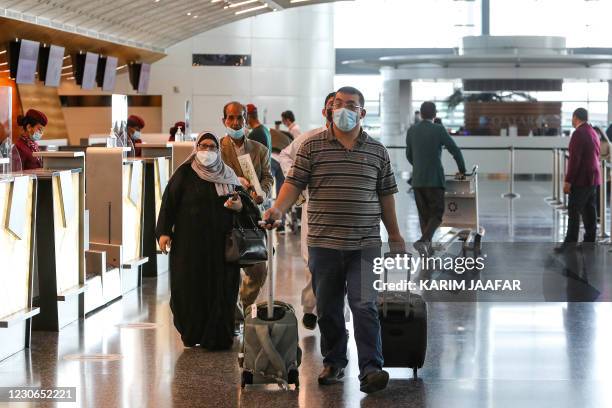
[197,151,217,166]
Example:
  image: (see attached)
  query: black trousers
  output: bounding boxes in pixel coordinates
[564,186,597,243]
[413,187,445,242]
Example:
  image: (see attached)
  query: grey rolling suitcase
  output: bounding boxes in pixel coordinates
[377,253,427,379]
[239,228,301,389]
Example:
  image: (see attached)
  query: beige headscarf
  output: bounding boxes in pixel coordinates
[185,132,241,196]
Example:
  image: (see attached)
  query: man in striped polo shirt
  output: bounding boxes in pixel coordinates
[263,86,405,394]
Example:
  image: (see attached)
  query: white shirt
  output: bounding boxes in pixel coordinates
[287,122,302,139]
[279,125,326,261]
[279,126,326,176]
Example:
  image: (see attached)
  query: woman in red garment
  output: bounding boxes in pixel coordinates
[15,109,47,170]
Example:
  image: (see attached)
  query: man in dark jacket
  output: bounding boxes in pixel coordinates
[556,108,601,251]
[406,101,466,254]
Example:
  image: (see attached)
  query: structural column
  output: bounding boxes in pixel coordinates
[380,68,413,145]
[380,77,401,143]
[399,79,413,134]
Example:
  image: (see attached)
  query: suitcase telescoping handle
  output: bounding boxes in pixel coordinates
[382,252,411,319]
[265,220,275,320]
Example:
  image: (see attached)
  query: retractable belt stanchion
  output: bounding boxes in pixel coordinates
[553,149,565,209]
[600,160,609,240]
[609,162,612,250]
[560,151,568,211]
[502,146,520,199]
[546,148,558,203]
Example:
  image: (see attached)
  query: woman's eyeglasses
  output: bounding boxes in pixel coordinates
[197,144,218,151]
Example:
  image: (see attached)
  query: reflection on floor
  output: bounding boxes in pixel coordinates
[0,179,611,408]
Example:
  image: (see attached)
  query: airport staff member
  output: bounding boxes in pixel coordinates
[405,101,466,255]
[219,101,273,313]
[556,108,601,251]
[264,87,405,394]
[15,109,47,170]
[127,114,145,156]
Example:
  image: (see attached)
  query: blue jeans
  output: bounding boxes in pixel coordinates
[308,246,383,378]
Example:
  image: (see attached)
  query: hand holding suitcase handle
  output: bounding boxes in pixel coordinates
[382,252,412,319]
[259,218,282,229]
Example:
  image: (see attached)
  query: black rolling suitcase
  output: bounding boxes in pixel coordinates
[377,254,427,379]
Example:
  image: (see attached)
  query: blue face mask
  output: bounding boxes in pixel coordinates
[226,127,245,140]
[333,108,359,132]
[32,131,43,141]
[132,130,141,140]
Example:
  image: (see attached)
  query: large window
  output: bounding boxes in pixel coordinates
[491,0,612,47]
[334,0,481,49]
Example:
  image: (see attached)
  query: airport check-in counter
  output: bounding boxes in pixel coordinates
[139,144,171,277]
[85,147,147,313]
[25,168,84,331]
[31,152,86,330]
[0,173,39,361]
[169,141,196,174]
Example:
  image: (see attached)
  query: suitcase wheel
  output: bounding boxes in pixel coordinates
[241,371,253,388]
[288,369,299,388]
[412,367,418,380]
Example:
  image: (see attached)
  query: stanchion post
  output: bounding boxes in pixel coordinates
[502,146,520,199]
[561,150,568,210]
[546,148,557,202]
[600,160,608,239]
[553,149,566,210]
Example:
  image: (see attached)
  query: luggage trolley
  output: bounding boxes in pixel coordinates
[435,165,485,256]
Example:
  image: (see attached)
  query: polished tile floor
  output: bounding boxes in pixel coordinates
[0,177,611,408]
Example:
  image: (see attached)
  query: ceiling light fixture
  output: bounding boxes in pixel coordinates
[62,65,73,70]
[235,4,267,14]
[290,0,311,3]
[230,0,258,7]
[187,12,191,15]
[116,64,127,70]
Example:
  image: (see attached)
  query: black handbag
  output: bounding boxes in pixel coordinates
[225,214,267,265]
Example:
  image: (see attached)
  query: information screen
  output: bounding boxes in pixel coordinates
[44,45,65,87]
[16,40,39,84]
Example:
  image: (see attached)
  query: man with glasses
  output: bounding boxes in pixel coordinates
[406,101,466,255]
[219,101,273,314]
[263,87,405,394]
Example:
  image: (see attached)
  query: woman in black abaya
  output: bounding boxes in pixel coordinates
[156,132,258,350]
